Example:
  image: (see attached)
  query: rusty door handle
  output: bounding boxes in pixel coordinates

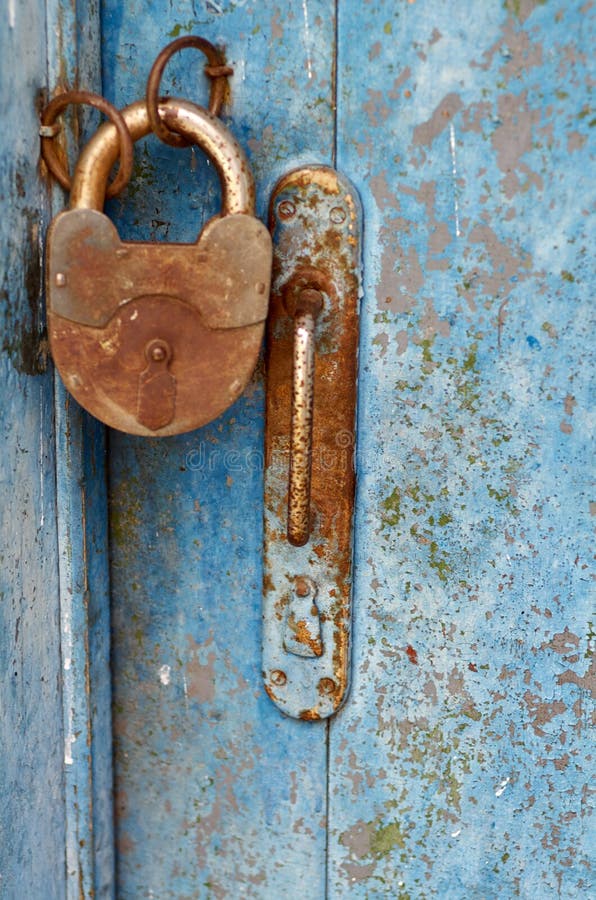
[287,288,323,545]
[263,166,362,720]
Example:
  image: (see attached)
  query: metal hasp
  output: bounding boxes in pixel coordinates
[263,166,361,720]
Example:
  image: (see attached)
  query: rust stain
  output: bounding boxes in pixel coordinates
[286,614,323,657]
[405,644,419,665]
[299,709,322,722]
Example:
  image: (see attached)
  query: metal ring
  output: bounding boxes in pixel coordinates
[40,90,134,198]
[146,36,233,148]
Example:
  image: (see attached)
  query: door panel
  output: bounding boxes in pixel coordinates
[3,0,591,897]
[330,3,593,897]
[102,3,337,896]
[102,1,593,897]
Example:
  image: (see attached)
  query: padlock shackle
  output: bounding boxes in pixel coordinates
[70,98,255,215]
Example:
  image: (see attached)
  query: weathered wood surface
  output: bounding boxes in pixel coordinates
[329,2,594,897]
[0,2,65,896]
[1,0,592,897]
[1,1,114,897]
[102,2,336,897]
[103,1,594,897]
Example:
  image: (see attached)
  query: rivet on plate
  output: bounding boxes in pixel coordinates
[150,345,166,362]
[270,669,287,686]
[318,677,336,695]
[55,272,67,287]
[295,576,315,598]
[329,206,346,224]
[278,200,296,220]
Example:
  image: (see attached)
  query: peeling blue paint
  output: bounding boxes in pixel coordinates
[2,0,592,897]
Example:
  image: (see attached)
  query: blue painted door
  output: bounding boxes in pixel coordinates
[1,1,593,898]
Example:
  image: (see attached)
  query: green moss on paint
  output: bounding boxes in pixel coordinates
[541,321,558,339]
[457,379,480,412]
[383,21,393,35]
[371,821,405,856]
[167,20,199,37]
[504,0,547,21]
[561,270,575,282]
[487,485,510,503]
[374,311,391,324]
[429,541,451,582]
[462,344,478,372]
[395,379,421,392]
[110,477,143,547]
[491,434,512,447]
[419,339,434,364]
[382,487,403,526]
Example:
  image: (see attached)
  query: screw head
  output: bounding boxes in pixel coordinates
[278,200,296,220]
[55,272,67,287]
[318,677,336,695]
[329,206,346,224]
[270,669,287,686]
[295,575,318,598]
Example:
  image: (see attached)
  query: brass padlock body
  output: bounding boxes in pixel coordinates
[46,98,272,436]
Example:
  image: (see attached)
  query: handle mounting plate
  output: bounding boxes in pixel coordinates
[263,166,361,720]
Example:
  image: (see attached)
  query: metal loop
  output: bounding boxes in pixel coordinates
[146,36,233,148]
[69,99,255,216]
[40,90,134,199]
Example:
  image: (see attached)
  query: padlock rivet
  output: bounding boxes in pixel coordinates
[55,272,67,287]
[278,200,296,220]
[150,345,167,362]
[270,669,287,686]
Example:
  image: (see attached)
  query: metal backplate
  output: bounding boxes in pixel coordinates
[263,167,361,719]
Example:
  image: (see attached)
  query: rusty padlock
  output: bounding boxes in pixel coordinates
[46,98,271,435]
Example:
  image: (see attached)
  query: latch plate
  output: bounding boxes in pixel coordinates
[263,166,361,720]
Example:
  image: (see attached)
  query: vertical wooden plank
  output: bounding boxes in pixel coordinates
[101,2,336,896]
[330,1,594,897]
[0,3,65,897]
[53,399,114,898]
[45,0,116,893]
[0,1,113,896]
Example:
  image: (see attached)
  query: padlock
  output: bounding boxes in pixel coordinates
[46,98,272,435]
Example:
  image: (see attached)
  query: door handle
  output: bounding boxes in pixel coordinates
[263,167,362,720]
